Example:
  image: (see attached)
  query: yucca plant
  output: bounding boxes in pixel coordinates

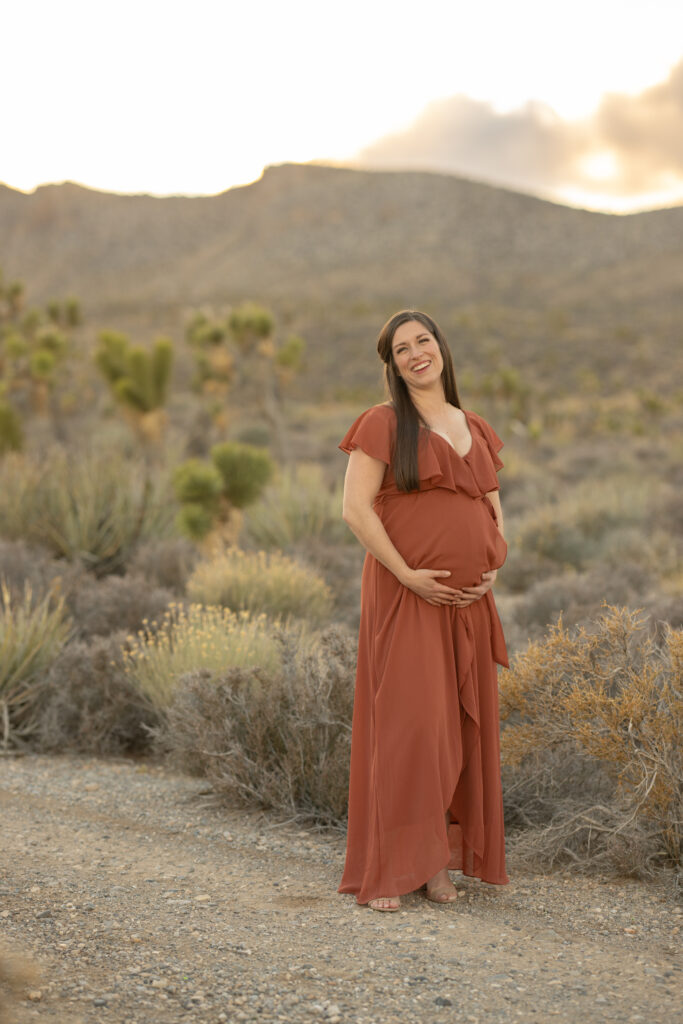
[0,579,73,748]
[243,464,347,550]
[0,448,176,576]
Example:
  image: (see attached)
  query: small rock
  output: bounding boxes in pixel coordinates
[93,997,107,1006]
[435,996,452,1006]
[84,783,99,791]
[27,991,42,1002]
[36,909,53,919]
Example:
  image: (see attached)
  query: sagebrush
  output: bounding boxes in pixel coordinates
[500,603,682,884]
[158,624,357,828]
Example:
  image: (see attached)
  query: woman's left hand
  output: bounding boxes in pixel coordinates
[450,569,497,607]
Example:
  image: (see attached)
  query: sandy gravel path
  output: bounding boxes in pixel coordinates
[0,754,680,1024]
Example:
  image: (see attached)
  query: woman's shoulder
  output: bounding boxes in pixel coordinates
[353,402,397,426]
[338,402,396,462]
[463,408,504,463]
[464,408,499,434]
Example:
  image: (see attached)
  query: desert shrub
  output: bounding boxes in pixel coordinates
[514,476,655,570]
[127,537,199,594]
[499,604,682,883]
[159,623,357,828]
[0,448,176,575]
[0,539,85,605]
[186,547,332,624]
[495,545,558,594]
[237,424,271,447]
[243,463,348,550]
[513,562,654,632]
[0,580,73,748]
[123,602,280,709]
[64,573,176,640]
[35,631,158,754]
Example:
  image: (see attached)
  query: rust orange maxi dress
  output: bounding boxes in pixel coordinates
[337,403,510,905]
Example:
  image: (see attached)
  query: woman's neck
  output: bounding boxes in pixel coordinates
[408,382,449,423]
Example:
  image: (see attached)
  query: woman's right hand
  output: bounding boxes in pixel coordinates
[399,568,458,606]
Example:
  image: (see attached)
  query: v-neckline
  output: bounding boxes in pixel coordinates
[427,409,475,460]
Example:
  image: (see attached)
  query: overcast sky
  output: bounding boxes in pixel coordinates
[3,0,683,212]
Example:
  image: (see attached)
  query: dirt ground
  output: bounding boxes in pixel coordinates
[0,753,680,1024]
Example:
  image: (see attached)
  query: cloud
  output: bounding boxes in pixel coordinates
[596,60,683,190]
[354,59,683,207]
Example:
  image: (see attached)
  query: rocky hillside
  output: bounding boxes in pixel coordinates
[2,164,682,395]
[2,164,682,313]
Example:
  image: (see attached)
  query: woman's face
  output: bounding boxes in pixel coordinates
[391,320,444,389]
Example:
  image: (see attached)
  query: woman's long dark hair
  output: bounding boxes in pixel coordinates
[377,310,461,492]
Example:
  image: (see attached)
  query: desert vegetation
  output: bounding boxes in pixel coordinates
[1,167,681,899]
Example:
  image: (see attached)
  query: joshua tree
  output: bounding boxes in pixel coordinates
[173,441,273,550]
[94,330,174,447]
[185,301,305,462]
[0,269,82,444]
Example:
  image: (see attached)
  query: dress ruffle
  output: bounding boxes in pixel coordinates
[338,404,503,502]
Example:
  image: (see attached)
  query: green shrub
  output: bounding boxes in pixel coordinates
[123,602,280,709]
[159,624,357,827]
[210,441,273,508]
[187,547,332,624]
[0,580,73,747]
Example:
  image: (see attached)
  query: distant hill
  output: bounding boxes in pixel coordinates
[2,164,682,395]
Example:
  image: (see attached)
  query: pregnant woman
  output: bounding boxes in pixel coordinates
[337,309,510,912]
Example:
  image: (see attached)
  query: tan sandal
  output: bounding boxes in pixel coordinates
[368,896,400,912]
[420,882,459,904]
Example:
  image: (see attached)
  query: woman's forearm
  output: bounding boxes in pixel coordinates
[343,507,411,584]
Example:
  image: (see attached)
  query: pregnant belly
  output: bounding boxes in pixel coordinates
[378,488,507,588]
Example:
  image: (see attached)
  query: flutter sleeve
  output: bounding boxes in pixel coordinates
[338,405,395,465]
[472,413,504,472]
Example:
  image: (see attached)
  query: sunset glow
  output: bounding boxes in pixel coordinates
[3,0,683,212]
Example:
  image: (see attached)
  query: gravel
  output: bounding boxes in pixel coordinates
[0,753,680,1023]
